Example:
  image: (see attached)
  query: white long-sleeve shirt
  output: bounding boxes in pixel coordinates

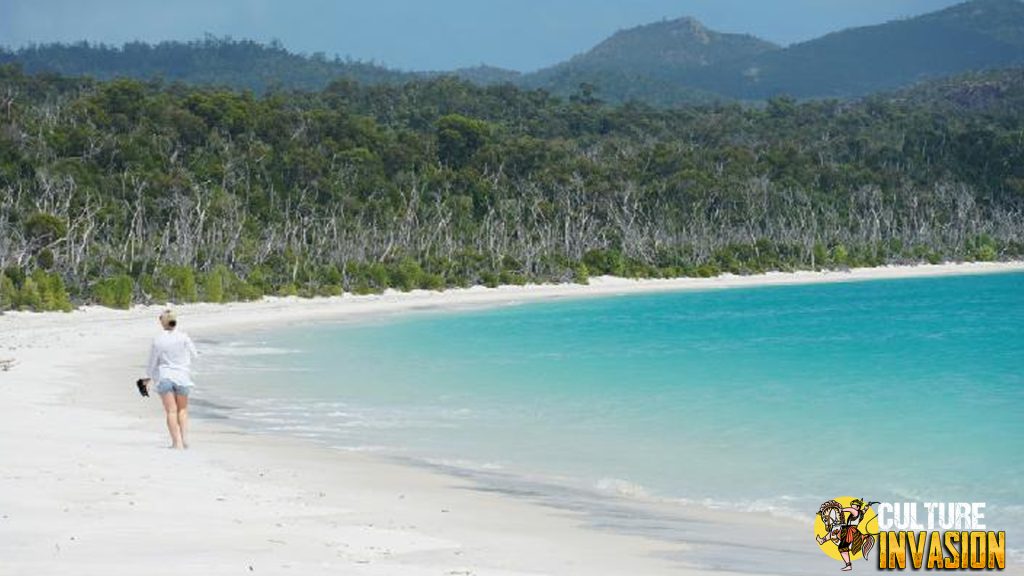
[146,330,199,387]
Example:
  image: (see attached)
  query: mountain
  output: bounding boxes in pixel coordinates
[547,17,778,71]
[518,0,1024,103]
[0,37,414,92]
[696,0,1024,99]
[2,0,1023,104]
[520,16,778,105]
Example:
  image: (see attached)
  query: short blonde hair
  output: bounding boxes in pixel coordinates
[160,309,177,327]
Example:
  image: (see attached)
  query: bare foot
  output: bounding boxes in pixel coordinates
[841,563,852,572]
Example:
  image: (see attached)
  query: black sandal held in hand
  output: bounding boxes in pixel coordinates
[136,378,149,397]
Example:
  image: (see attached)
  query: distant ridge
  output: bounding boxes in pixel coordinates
[691,0,1024,99]
[0,37,414,93]
[2,0,1024,105]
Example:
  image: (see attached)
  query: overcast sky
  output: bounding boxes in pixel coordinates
[1,0,966,72]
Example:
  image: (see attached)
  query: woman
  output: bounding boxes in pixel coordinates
[143,310,198,449]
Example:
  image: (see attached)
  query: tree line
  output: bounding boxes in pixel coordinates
[0,65,1022,311]
[0,37,413,94]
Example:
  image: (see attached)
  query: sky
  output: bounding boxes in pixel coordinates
[1,0,967,72]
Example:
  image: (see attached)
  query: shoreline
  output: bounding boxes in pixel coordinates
[2,261,1023,575]
[5,261,1022,330]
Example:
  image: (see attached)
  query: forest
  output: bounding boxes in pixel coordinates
[0,64,1022,310]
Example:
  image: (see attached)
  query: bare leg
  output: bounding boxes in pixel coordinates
[161,392,183,449]
[175,393,189,449]
[840,550,852,571]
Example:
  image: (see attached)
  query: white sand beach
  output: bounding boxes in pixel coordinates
[2,261,1022,576]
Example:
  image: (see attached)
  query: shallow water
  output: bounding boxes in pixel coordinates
[198,271,1024,560]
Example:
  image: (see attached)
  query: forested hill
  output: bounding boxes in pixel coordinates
[696,0,1024,100]
[0,38,414,93]
[0,39,523,93]
[527,0,1024,103]
[888,68,1024,113]
[4,0,1023,105]
[520,17,777,105]
[0,65,1022,311]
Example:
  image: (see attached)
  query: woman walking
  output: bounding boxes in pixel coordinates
[144,310,198,449]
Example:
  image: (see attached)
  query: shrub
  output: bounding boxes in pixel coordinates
[231,276,264,301]
[316,284,343,297]
[367,263,390,291]
[694,264,720,278]
[573,263,590,284]
[390,257,424,292]
[832,244,850,267]
[138,273,167,302]
[50,274,73,312]
[352,277,376,295]
[93,275,133,309]
[480,271,500,288]
[318,264,343,287]
[31,269,73,312]
[583,249,627,277]
[969,235,999,262]
[0,273,15,310]
[246,268,271,295]
[18,277,42,310]
[162,266,198,303]
[498,270,527,286]
[3,267,25,287]
[421,273,445,291]
[201,268,225,303]
[813,242,829,270]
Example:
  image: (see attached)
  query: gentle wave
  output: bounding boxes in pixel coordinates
[201,342,301,357]
[421,457,506,472]
[331,445,395,453]
[593,477,809,522]
[594,477,651,499]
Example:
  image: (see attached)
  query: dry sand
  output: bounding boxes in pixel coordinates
[2,261,1022,575]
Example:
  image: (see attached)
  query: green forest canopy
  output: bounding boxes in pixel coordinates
[0,65,1022,311]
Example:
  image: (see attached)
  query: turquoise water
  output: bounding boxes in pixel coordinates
[200,272,1024,540]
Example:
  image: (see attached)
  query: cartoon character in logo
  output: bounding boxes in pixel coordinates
[815,498,878,571]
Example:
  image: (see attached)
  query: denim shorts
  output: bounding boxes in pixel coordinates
[156,380,193,397]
